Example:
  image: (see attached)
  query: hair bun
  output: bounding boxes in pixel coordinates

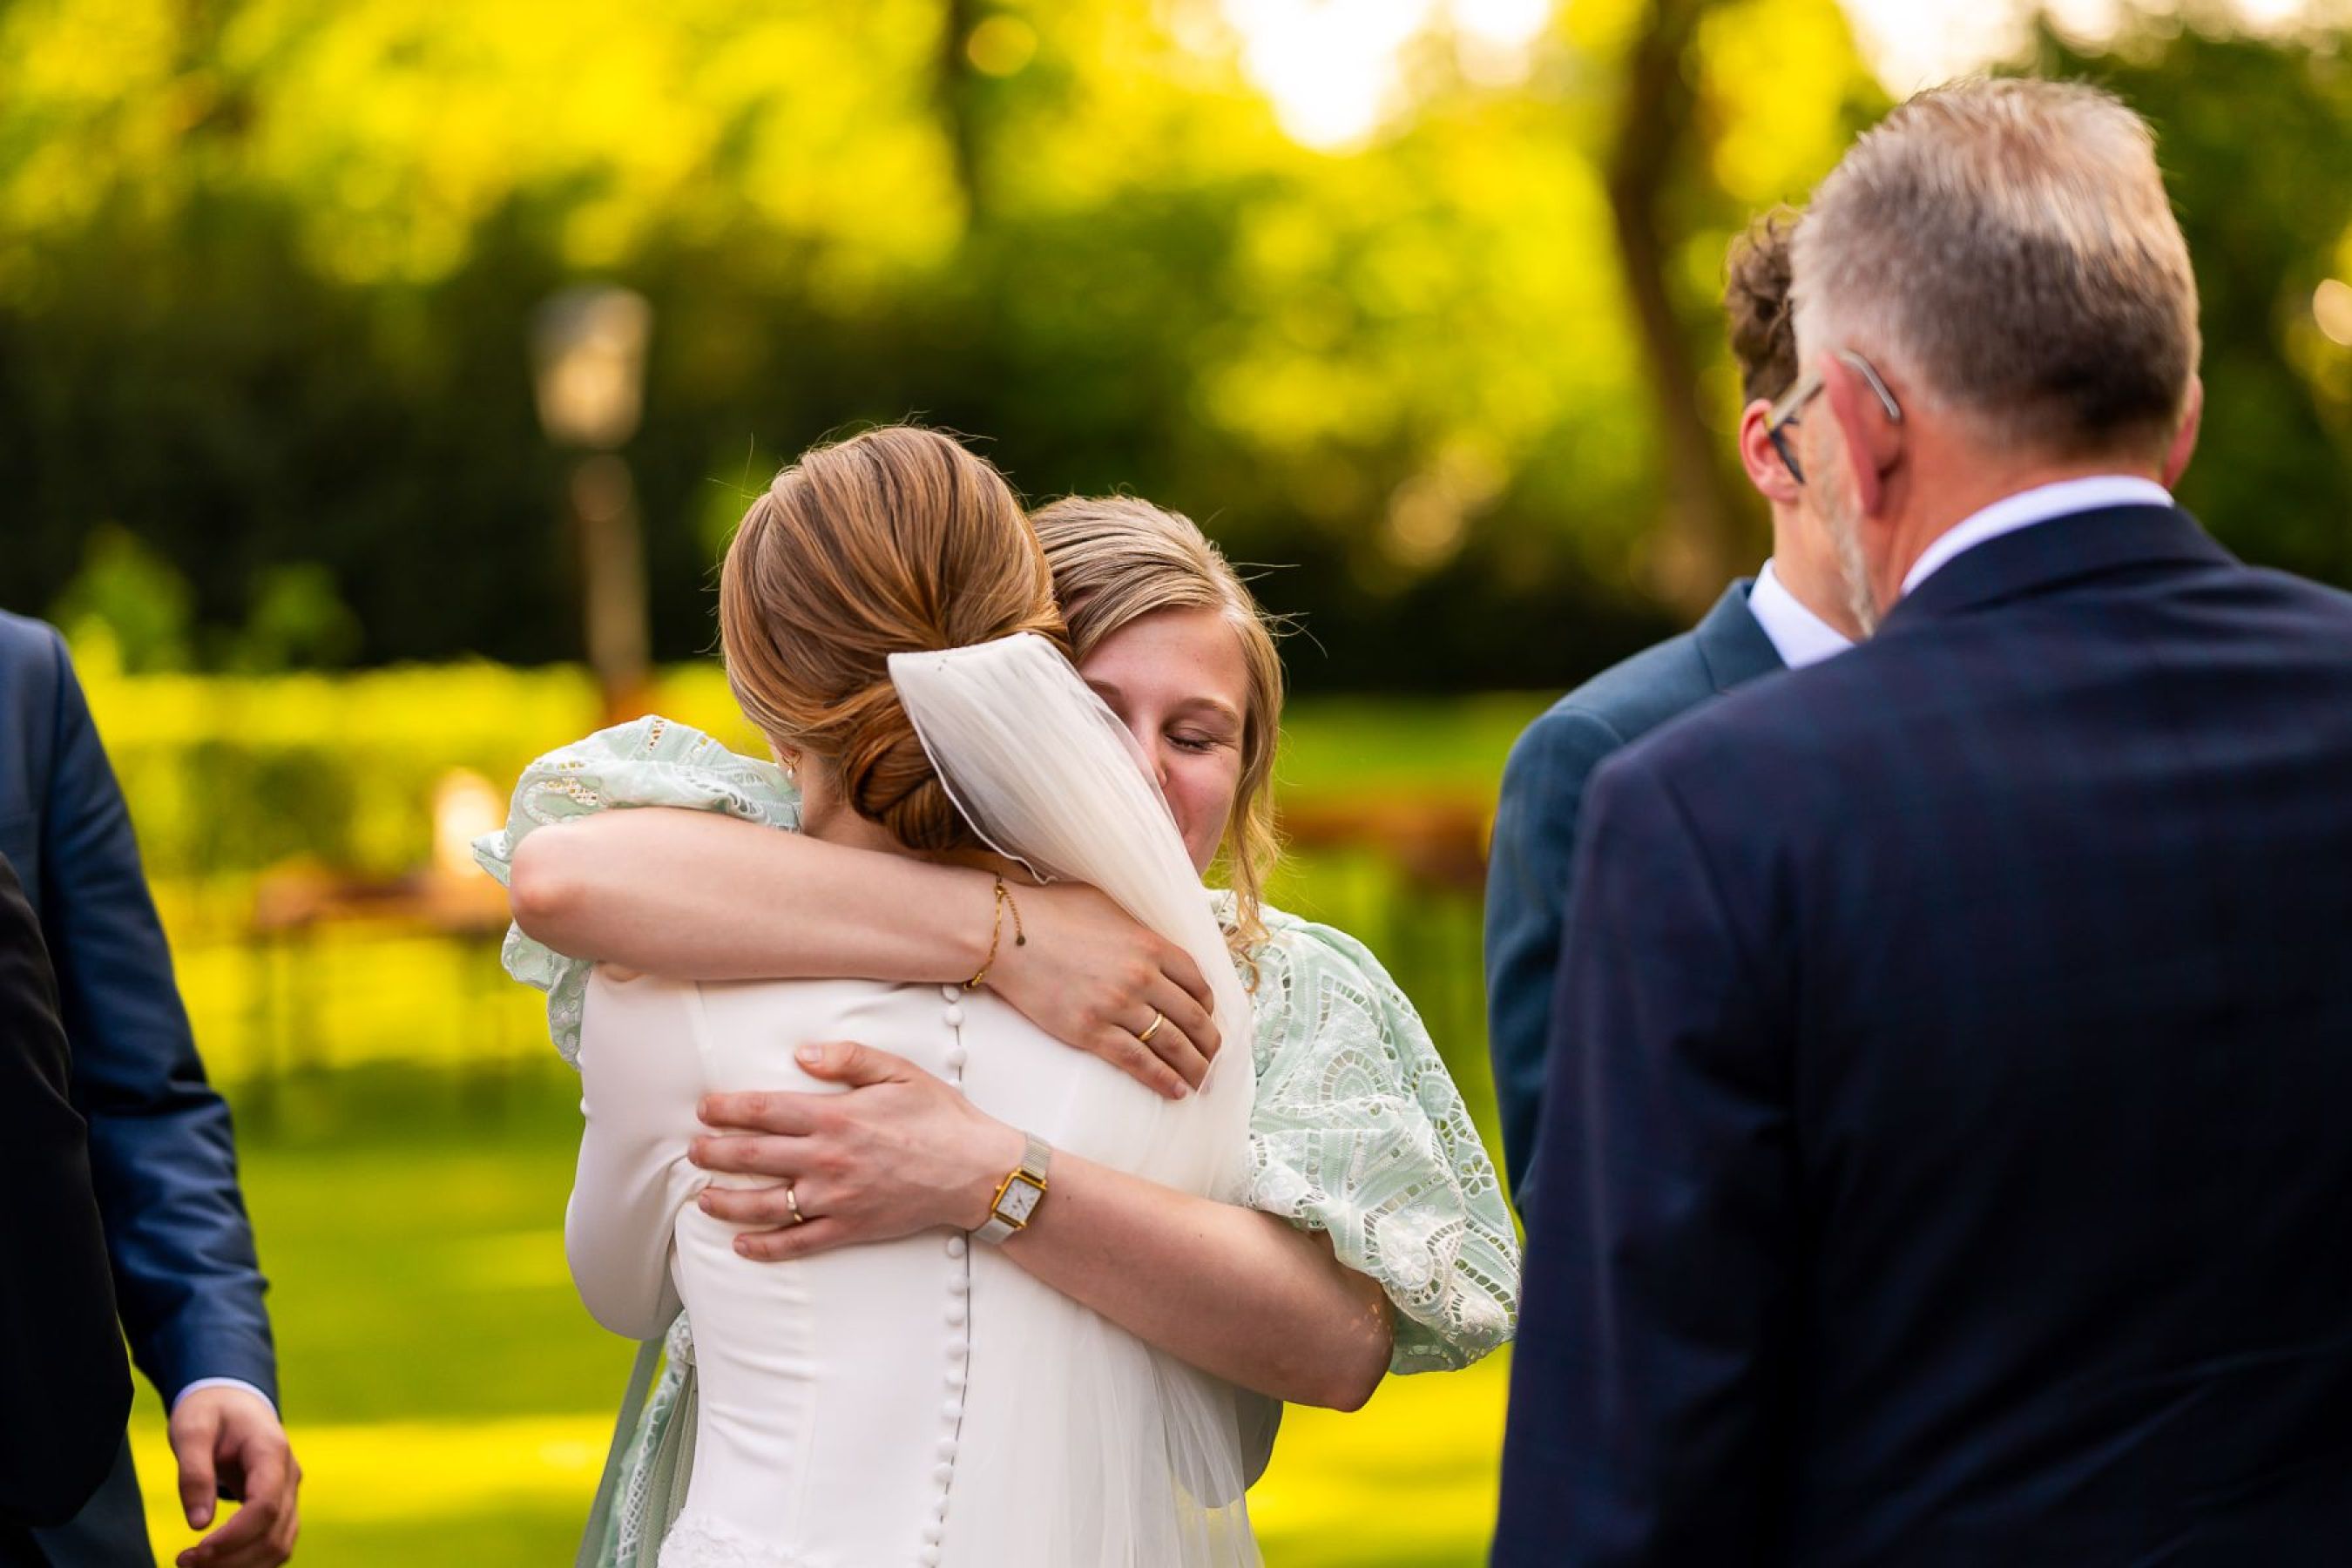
[717,424,1064,856]
[834,680,969,853]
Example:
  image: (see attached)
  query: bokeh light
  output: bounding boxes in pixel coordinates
[2316,278,2352,347]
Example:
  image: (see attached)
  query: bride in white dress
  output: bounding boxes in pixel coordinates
[564,427,1261,1567]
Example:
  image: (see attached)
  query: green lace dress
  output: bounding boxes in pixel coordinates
[476,718,1521,1566]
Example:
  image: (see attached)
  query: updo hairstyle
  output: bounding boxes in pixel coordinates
[719,426,1064,854]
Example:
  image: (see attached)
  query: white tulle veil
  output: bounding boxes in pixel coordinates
[889,632,1260,1566]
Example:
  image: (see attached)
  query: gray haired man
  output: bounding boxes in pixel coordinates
[1498,77,2352,1565]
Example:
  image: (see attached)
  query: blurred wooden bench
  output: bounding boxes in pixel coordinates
[242,862,520,1121]
[1279,794,1491,895]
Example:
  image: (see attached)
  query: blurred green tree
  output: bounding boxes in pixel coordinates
[50,524,196,672]
[0,0,2342,692]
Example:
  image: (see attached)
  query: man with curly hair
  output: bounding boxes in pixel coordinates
[1485,209,1862,1213]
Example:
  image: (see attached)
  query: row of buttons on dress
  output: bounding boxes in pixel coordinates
[922,984,975,1566]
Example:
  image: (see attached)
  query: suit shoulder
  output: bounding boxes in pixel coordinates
[2245,565,2352,624]
[0,615,70,737]
[1525,629,1716,749]
[0,611,66,666]
[1501,632,1710,803]
[1503,700,1624,787]
[1592,646,1870,818]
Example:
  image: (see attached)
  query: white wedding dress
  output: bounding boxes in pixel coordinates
[566,635,1263,1568]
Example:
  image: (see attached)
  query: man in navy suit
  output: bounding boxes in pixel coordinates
[1485,213,1861,1210]
[1495,78,2352,1565]
[0,614,301,1566]
[1,849,132,1562]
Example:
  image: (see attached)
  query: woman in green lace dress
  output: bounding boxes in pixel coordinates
[478,494,1518,1565]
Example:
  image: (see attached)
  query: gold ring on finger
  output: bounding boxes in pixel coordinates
[784,1182,807,1226]
[1137,1010,1165,1046]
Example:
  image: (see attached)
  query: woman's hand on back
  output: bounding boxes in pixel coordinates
[694,1043,1020,1259]
[984,882,1222,1099]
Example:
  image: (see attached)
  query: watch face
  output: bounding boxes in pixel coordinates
[997,1176,1044,1226]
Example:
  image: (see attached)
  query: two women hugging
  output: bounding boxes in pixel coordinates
[475,426,1517,1567]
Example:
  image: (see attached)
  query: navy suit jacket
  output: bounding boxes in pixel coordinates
[0,613,274,1411]
[1496,505,2352,1565]
[1484,581,1783,1211]
[0,850,131,1534]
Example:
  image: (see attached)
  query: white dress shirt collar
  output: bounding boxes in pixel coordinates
[1901,476,2173,598]
[1748,558,1854,671]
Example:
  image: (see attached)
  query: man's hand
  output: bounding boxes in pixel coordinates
[694,1042,1025,1261]
[167,1385,300,1568]
[987,882,1222,1098]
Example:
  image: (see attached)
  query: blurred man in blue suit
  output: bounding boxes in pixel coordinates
[1497,78,2352,1565]
[0,614,300,1567]
[1484,212,1860,1212]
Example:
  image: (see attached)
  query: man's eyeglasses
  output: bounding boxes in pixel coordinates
[1763,350,1903,485]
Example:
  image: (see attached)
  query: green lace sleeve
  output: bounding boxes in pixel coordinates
[470,715,800,1067]
[1241,907,1521,1373]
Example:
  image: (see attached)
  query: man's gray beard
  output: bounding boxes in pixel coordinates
[1815,467,1881,636]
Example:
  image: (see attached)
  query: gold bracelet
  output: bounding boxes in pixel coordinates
[999,878,1027,950]
[963,875,1031,990]
[963,875,1008,991]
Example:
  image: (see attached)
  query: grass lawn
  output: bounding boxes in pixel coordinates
[127,1063,1509,1566]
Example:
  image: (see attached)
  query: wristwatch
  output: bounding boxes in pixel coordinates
[974,1132,1052,1244]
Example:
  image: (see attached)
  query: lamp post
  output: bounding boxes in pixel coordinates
[531,285,654,721]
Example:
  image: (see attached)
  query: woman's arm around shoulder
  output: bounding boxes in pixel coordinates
[476,718,1226,1091]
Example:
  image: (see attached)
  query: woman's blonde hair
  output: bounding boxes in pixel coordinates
[1030,496,1284,954]
[720,426,1064,853]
